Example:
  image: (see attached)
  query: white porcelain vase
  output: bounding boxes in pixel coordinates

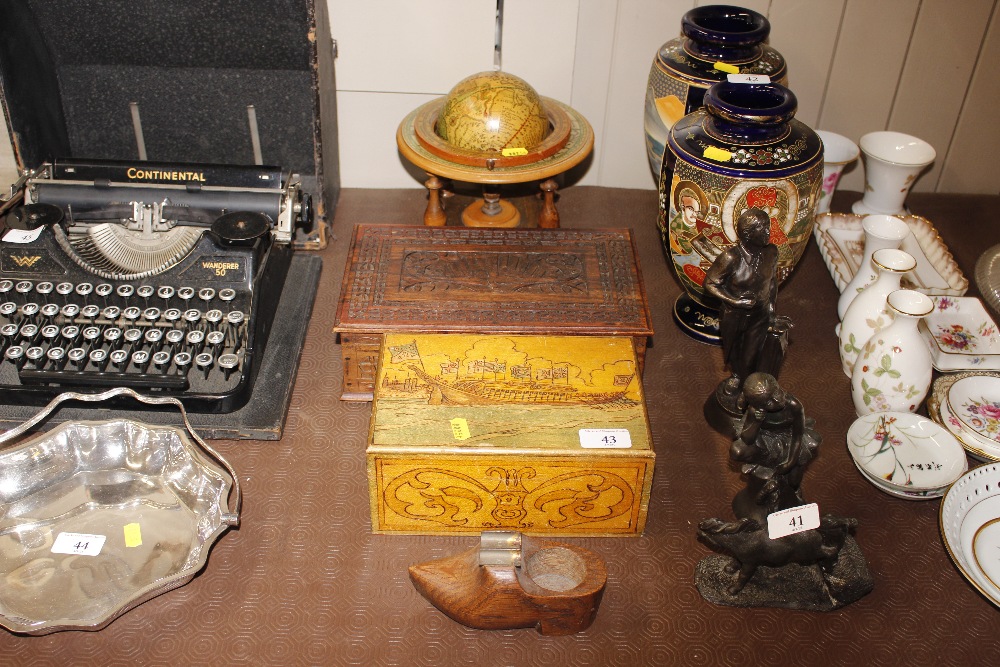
[851,289,934,415]
[839,248,916,377]
[837,214,910,320]
[852,131,936,216]
[815,130,859,215]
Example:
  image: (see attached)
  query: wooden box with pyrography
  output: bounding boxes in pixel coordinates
[334,225,653,401]
[366,333,655,536]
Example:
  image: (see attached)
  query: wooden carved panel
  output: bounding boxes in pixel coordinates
[335,226,652,334]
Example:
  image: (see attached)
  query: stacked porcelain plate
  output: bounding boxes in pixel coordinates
[846,411,967,500]
[928,373,1000,462]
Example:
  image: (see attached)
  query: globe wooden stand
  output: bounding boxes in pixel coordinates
[398,97,593,228]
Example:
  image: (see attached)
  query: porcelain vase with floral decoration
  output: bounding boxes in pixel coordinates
[837,214,910,320]
[839,248,916,377]
[851,289,935,415]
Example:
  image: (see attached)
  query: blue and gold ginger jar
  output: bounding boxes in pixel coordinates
[644,5,787,177]
[658,81,823,342]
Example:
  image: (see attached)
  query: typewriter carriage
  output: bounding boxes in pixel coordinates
[0,0,338,249]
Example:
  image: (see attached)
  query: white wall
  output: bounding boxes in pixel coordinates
[3,0,997,195]
[329,0,1000,194]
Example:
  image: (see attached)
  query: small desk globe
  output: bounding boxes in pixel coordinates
[398,70,593,228]
[436,71,549,155]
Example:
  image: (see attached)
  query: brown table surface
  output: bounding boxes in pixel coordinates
[6,188,1000,665]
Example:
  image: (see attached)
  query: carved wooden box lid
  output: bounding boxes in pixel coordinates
[335,225,652,336]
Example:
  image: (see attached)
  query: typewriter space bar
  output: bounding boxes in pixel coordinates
[19,369,190,390]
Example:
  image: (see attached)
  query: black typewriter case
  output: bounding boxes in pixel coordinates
[0,0,340,247]
[0,1,331,432]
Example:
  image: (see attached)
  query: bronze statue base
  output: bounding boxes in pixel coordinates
[694,536,874,611]
[704,388,742,439]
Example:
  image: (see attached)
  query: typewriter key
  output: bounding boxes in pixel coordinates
[104,327,122,342]
[206,330,225,346]
[95,283,113,297]
[61,304,80,318]
[137,285,155,299]
[67,347,86,365]
[102,306,121,320]
[46,347,65,362]
[227,310,245,325]
[163,308,182,323]
[80,304,100,320]
[40,303,60,318]
[152,350,171,367]
[198,288,216,303]
[186,330,205,345]
[123,306,141,321]
[89,349,108,365]
[35,282,53,295]
[109,349,128,366]
[15,281,33,294]
[174,352,192,368]
[178,286,195,301]
[19,323,38,339]
[123,328,142,343]
[5,345,24,361]
[20,303,39,317]
[82,326,101,342]
[165,329,185,344]
[75,282,93,297]
[219,288,236,302]
[142,307,161,322]
[131,350,150,366]
[144,328,163,344]
[40,325,59,340]
[0,302,16,317]
[206,309,223,325]
[157,286,175,300]
[56,282,74,296]
[184,309,202,324]
[0,280,12,294]
[195,352,213,378]
[218,353,239,380]
[117,284,135,298]
[60,325,80,340]
[25,346,45,362]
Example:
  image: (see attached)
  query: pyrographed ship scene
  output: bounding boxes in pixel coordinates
[372,334,651,450]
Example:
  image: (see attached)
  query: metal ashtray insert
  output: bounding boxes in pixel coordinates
[0,388,240,634]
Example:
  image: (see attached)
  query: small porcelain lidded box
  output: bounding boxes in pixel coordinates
[920,296,1000,371]
[366,333,655,536]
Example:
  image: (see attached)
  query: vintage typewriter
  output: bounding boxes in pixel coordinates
[0,158,310,412]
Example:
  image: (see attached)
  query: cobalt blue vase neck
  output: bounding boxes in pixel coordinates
[681,5,769,61]
[704,82,796,144]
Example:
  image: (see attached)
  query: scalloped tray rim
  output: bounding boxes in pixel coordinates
[813,211,968,296]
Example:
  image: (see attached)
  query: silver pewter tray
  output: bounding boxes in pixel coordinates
[0,388,240,635]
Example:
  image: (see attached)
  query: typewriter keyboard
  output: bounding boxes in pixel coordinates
[0,278,253,393]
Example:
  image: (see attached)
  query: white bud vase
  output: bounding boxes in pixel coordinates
[851,289,934,415]
[837,214,910,320]
[839,248,915,377]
